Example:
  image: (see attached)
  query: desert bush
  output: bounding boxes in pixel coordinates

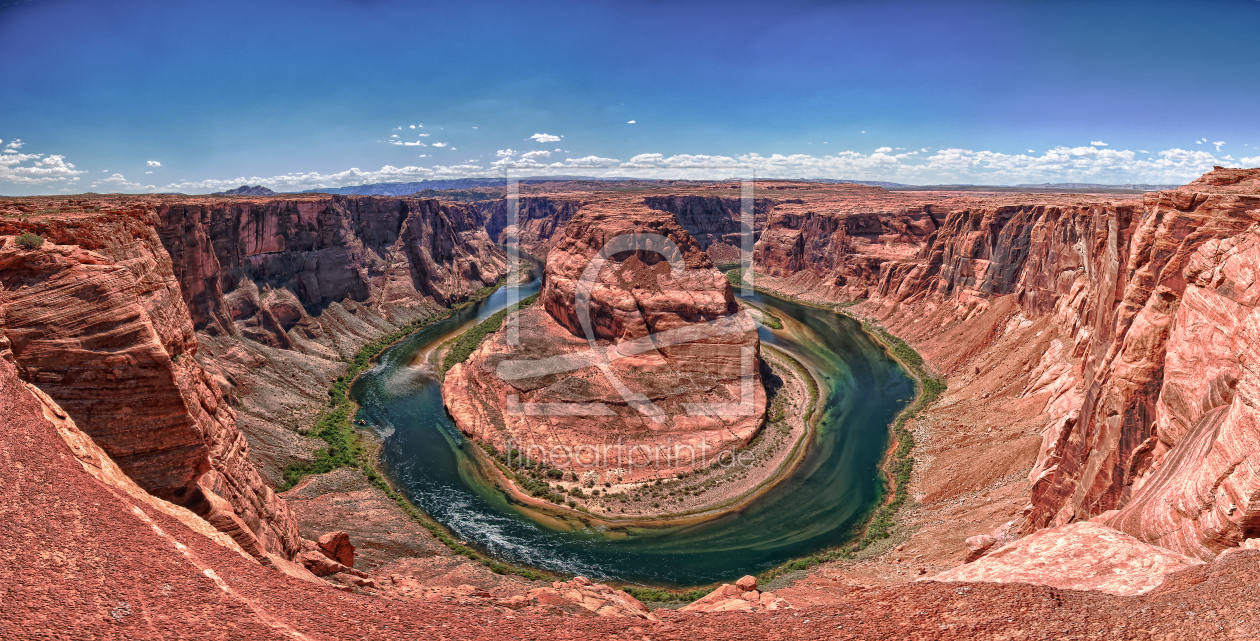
[15,232,44,250]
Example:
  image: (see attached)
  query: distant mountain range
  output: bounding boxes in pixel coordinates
[295,176,634,196]
[805,179,911,188]
[1014,182,1180,191]
[212,185,278,196]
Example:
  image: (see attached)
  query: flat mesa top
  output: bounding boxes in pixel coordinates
[0,179,1153,220]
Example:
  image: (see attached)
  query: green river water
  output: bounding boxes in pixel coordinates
[350,275,913,586]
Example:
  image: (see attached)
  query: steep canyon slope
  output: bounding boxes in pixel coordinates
[0,194,505,568]
[746,168,1260,563]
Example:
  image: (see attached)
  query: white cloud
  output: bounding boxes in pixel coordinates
[390,134,399,138]
[554,148,562,152]
[8,141,1244,196]
[88,173,156,192]
[0,151,86,185]
[573,145,1237,184]
[564,155,620,167]
[1091,141,1108,146]
[530,133,562,143]
[5,139,24,149]
[409,125,416,129]
[145,171,153,174]
[432,142,448,148]
[418,133,430,137]
[1214,141,1226,151]
[874,147,893,153]
[627,120,636,124]
[158,163,490,193]
[1027,149,1036,153]
[402,141,426,146]
[147,160,161,167]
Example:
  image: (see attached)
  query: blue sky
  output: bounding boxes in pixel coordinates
[2,0,1258,194]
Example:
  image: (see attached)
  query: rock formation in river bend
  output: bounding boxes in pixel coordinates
[445,202,765,481]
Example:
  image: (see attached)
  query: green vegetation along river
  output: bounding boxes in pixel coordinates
[350,274,913,586]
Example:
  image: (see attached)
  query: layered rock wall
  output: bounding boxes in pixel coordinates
[481,196,586,258]
[807,168,1260,560]
[0,194,507,566]
[0,211,303,563]
[642,195,776,263]
[152,196,506,482]
[753,195,941,301]
[157,196,503,343]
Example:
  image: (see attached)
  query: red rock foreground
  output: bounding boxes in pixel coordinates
[928,521,1204,596]
[6,352,1260,639]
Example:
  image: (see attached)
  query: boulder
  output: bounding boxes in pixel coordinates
[925,521,1203,596]
[299,538,365,578]
[318,531,355,567]
[680,582,792,613]
[524,577,656,620]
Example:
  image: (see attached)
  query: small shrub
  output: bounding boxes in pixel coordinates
[15,233,44,250]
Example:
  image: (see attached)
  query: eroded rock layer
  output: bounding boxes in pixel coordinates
[0,210,304,563]
[0,194,507,563]
[750,168,1260,561]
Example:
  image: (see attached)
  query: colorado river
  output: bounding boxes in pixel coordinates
[350,269,913,586]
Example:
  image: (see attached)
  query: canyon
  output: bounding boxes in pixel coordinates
[4,170,1260,638]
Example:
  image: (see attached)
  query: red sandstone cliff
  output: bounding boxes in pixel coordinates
[481,191,775,265]
[0,219,304,565]
[153,195,506,482]
[157,196,504,341]
[780,168,1260,561]
[482,196,587,258]
[0,194,507,567]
